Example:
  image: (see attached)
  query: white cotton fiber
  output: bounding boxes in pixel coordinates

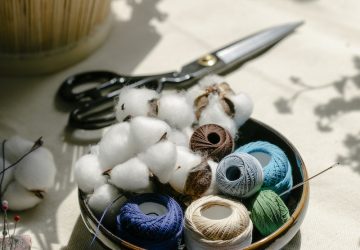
[182,127,194,140]
[139,140,177,183]
[74,154,107,194]
[198,95,237,138]
[110,157,150,192]
[90,145,100,156]
[167,127,194,147]
[198,74,226,89]
[167,129,188,147]
[88,184,127,225]
[228,93,254,127]
[0,157,14,193]
[4,136,34,164]
[115,87,159,122]
[130,116,171,152]
[203,160,219,196]
[168,146,202,194]
[98,122,135,169]
[185,84,203,107]
[14,146,56,191]
[158,92,195,129]
[3,181,42,211]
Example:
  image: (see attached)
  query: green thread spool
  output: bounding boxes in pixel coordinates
[248,189,290,236]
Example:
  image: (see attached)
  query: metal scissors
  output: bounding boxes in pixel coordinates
[59,21,303,130]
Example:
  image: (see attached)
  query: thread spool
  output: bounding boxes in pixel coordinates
[184,195,252,250]
[237,141,293,195]
[190,124,234,162]
[247,189,290,236]
[216,152,263,198]
[0,0,112,75]
[116,193,183,250]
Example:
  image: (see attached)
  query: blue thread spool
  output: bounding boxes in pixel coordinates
[216,152,264,198]
[116,193,184,250]
[236,141,293,195]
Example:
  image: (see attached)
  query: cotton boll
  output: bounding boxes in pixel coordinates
[0,157,14,193]
[4,136,34,164]
[88,184,127,226]
[167,129,188,147]
[168,146,202,194]
[198,74,226,89]
[110,157,150,192]
[158,92,195,129]
[14,147,56,191]
[90,145,100,156]
[202,160,219,196]
[228,92,254,127]
[98,122,135,169]
[130,116,171,152]
[139,140,177,183]
[185,84,204,107]
[198,95,237,138]
[74,154,107,194]
[167,127,193,147]
[3,181,42,211]
[182,127,194,141]
[115,87,159,122]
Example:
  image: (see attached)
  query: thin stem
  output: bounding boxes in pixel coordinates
[9,222,17,250]
[0,140,7,201]
[0,137,43,176]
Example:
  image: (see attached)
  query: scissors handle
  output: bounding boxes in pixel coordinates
[65,72,178,129]
[59,71,123,103]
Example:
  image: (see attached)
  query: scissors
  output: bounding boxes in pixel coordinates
[59,21,303,130]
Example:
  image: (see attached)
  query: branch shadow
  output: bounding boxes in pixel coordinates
[273,56,360,174]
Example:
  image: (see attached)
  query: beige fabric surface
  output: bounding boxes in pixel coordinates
[0,0,360,249]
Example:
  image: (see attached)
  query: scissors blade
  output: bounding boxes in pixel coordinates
[177,21,303,82]
[215,21,303,65]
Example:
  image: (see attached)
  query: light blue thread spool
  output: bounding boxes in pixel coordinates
[236,141,293,195]
[216,152,264,198]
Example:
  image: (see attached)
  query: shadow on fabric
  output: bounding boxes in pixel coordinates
[273,56,360,174]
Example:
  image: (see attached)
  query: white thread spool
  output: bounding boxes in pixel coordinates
[184,195,253,250]
[0,0,112,75]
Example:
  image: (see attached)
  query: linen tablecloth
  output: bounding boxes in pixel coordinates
[0,0,359,249]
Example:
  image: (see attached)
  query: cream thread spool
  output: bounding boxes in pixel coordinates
[184,195,253,250]
[0,0,112,75]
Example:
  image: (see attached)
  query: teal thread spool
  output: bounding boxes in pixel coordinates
[247,189,290,236]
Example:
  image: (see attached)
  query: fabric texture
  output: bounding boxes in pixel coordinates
[0,0,359,249]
